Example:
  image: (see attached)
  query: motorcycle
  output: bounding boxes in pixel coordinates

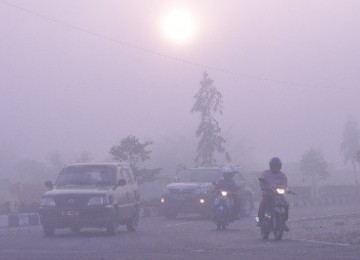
[213,189,235,231]
[256,187,294,240]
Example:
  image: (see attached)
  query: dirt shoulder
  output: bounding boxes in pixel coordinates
[288,213,360,245]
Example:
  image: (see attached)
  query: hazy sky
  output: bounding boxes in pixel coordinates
[1,0,359,168]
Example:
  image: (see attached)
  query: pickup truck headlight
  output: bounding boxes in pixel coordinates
[87,196,109,206]
[40,197,56,207]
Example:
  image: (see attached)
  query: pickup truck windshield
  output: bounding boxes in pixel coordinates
[56,165,116,187]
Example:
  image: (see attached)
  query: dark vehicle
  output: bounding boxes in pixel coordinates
[160,166,254,219]
[256,187,293,241]
[213,189,236,231]
[39,162,140,236]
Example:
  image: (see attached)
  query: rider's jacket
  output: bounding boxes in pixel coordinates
[260,170,287,192]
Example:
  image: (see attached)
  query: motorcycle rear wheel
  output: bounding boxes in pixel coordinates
[216,221,226,231]
[216,222,222,231]
[261,228,270,240]
[273,214,284,241]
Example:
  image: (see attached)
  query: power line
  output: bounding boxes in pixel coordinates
[0,0,351,91]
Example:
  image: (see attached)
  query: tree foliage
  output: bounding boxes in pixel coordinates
[300,149,328,180]
[191,72,230,166]
[109,135,160,183]
[110,135,152,168]
[300,149,328,202]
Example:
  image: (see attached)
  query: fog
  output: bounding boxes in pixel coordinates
[1,0,360,182]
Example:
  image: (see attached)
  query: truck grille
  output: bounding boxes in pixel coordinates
[55,195,88,208]
[169,189,195,194]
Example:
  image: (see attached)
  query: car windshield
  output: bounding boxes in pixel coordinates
[178,169,222,183]
[56,165,116,187]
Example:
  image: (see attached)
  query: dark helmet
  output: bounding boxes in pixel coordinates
[269,157,282,171]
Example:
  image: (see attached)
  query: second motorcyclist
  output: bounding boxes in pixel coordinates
[257,157,289,231]
[215,166,241,219]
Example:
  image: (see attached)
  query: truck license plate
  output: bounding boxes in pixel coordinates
[62,210,79,216]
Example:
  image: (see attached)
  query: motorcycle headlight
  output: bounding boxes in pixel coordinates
[87,196,107,206]
[221,191,228,197]
[40,197,56,207]
[199,198,205,204]
[276,188,285,195]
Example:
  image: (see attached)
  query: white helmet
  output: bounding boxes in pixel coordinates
[221,165,235,173]
[221,165,236,179]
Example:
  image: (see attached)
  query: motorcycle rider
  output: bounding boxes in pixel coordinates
[215,166,240,219]
[257,157,289,231]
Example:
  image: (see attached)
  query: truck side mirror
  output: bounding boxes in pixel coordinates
[44,181,53,190]
[118,179,126,187]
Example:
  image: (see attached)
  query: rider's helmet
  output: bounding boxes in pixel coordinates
[221,165,236,180]
[269,157,282,172]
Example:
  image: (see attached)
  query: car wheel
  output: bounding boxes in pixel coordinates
[106,219,117,235]
[106,209,118,235]
[43,225,55,237]
[126,207,139,232]
[273,214,284,241]
[262,229,270,240]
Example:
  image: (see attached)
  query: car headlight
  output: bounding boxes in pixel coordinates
[87,196,108,206]
[276,188,285,195]
[40,197,56,207]
[161,197,165,204]
[221,191,228,197]
[199,198,205,204]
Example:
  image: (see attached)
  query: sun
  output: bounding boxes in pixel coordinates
[161,8,197,45]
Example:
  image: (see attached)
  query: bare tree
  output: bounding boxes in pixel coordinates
[13,159,49,184]
[76,151,93,163]
[341,117,360,186]
[46,150,65,171]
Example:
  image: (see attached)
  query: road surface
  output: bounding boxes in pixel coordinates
[1,204,360,260]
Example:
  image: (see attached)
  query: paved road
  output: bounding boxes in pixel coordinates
[1,205,360,260]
